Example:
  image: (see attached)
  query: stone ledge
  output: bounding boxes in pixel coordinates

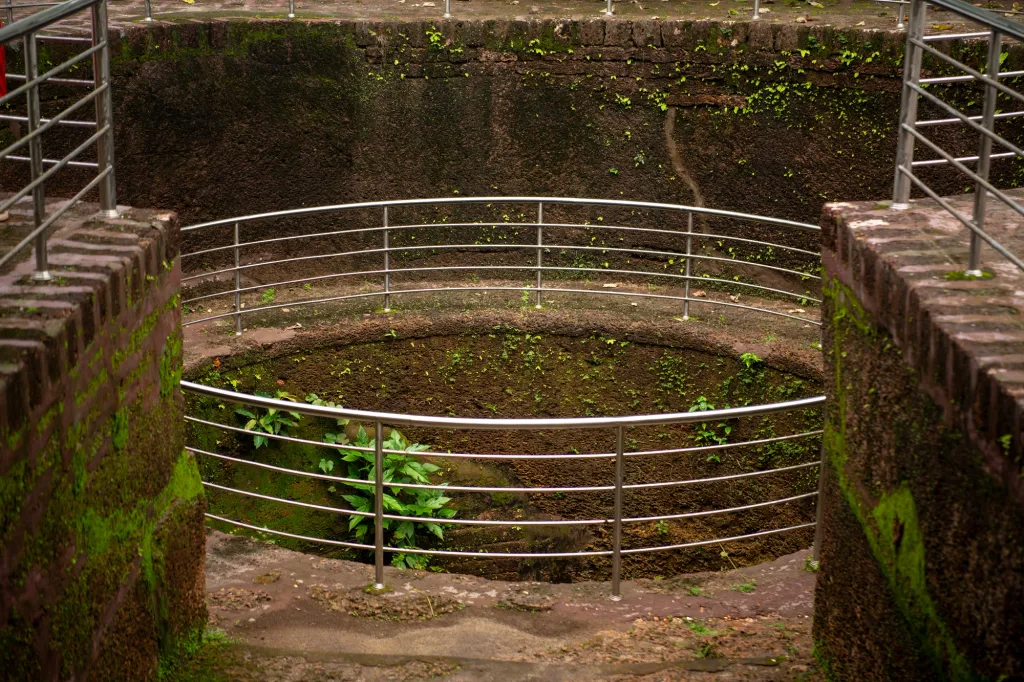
[0,198,179,436]
[821,191,1024,501]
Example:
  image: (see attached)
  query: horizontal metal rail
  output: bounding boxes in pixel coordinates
[183,242,819,287]
[203,480,817,527]
[191,445,818,494]
[205,513,814,559]
[182,222,819,260]
[182,197,820,234]
[185,414,822,461]
[183,381,824,431]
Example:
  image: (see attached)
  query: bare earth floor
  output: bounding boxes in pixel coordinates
[47,0,1024,32]
[188,529,825,681]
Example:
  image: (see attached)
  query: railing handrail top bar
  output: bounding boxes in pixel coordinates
[181,196,820,233]
[0,0,97,44]
[181,380,824,430]
[923,0,1024,41]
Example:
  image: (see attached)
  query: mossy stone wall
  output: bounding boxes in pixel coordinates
[815,196,1024,681]
[0,205,206,681]
[11,18,1022,242]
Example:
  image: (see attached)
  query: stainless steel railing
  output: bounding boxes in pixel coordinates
[180,197,822,333]
[893,0,1024,275]
[183,381,824,598]
[0,0,117,279]
[180,196,824,597]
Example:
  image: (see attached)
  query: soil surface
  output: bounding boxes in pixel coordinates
[186,528,824,681]
[28,0,1024,33]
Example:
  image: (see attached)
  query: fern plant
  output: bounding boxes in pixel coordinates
[321,425,456,569]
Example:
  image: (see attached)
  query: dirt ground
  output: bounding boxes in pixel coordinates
[29,0,1024,34]
[182,529,824,681]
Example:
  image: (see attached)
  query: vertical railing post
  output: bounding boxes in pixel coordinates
[288,0,296,19]
[25,33,48,280]
[373,421,386,589]
[535,202,543,309]
[383,206,391,312]
[968,29,1002,276]
[752,0,760,20]
[897,1,906,30]
[605,0,613,16]
[682,212,693,321]
[4,0,13,27]
[91,0,117,218]
[233,222,242,336]
[610,425,624,601]
[443,0,450,19]
[892,0,926,208]
[143,0,152,22]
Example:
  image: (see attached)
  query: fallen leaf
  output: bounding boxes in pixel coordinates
[795,16,806,22]
[602,283,619,288]
[182,0,195,4]
[807,0,823,7]
[932,23,953,30]
[855,20,865,26]
[709,1,719,6]
[693,289,707,298]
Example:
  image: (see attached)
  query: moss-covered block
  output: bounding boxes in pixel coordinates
[815,275,1023,681]
[0,205,205,681]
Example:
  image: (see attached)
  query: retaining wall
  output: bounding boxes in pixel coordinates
[0,202,206,681]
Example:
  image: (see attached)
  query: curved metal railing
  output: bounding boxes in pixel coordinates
[180,197,824,598]
[180,196,822,333]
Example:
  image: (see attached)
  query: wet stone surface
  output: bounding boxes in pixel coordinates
[193,529,824,680]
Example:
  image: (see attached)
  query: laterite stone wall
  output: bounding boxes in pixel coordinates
[815,193,1024,681]
[0,202,206,681]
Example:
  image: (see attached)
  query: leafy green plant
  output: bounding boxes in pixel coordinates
[655,520,670,535]
[322,425,456,569]
[305,393,350,427]
[235,391,300,449]
[689,397,731,447]
[260,288,276,305]
[803,556,820,573]
[738,352,764,385]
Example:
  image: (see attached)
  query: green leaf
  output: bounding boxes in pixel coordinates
[394,521,415,540]
[425,522,444,540]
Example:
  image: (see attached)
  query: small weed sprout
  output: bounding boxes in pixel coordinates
[738,352,764,386]
[732,579,757,593]
[260,288,276,305]
[689,397,731,447]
